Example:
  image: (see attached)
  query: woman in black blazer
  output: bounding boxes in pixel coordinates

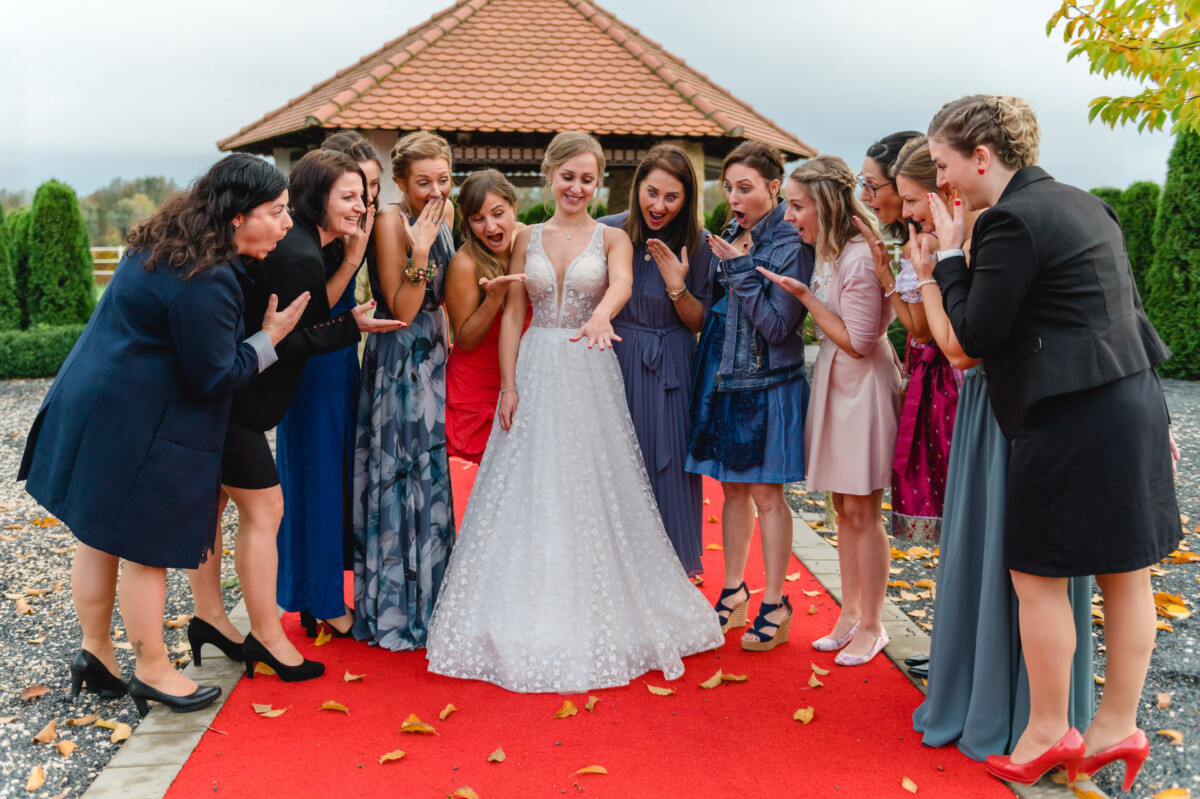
[185,150,403,683]
[924,94,1178,789]
[20,155,308,715]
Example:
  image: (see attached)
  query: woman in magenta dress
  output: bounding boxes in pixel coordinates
[444,170,530,463]
[882,137,961,544]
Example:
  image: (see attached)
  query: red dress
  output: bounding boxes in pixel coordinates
[445,305,531,462]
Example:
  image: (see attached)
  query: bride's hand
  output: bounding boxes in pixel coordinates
[498,389,518,431]
[570,313,623,351]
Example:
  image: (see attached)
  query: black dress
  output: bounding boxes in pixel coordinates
[935,167,1178,577]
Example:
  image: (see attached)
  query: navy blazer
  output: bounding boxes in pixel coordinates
[19,248,268,568]
[935,166,1170,438]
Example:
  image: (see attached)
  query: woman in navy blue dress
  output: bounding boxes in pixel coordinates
[276,131,383,638]
[686,141,814,652]
[19,155,304,714]
[599,144,711,577]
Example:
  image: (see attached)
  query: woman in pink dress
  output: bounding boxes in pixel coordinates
[758,155,901,668]
[443,169,529,463]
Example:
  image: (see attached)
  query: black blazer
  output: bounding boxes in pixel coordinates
[934,166,1170,439]
[231,217,360,431]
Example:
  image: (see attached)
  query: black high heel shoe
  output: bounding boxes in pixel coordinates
[70,650,128,699]
[187,618,245,666]
[242,633,324,682]
[127,676,221,717]
[299,610,354,639]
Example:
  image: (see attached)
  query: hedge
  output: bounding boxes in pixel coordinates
[0,324,85,379]
[1089,187,1123,209]
[25,180,95,328]
[6,206,31,328]
[1118,181,1160,301]
[1146,130,1200,379]
[0,206,18,330]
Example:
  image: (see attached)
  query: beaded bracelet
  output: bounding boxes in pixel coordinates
[917,278,939,290]
[403,258,439,284]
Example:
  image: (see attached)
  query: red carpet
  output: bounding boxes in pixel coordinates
[166,460,1011,799]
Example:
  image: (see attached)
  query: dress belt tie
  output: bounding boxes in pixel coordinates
[611,320,686,473]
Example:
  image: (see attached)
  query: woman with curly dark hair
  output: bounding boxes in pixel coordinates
[19,154,307,715]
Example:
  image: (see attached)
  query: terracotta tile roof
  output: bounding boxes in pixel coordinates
[218,0,815,158]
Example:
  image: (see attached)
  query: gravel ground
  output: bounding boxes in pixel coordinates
[785,377,1200,798]
[0,379,243,799]
[0,375,1196,797]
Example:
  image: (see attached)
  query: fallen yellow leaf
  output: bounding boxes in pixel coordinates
[1074,787,1106,799]
[1094,675,1106,684]
[452,788,480,799]
[32,719,56,744]
[54,740,77,757]
[890,547,910,560]
[25,765,44,792]
[400,713,435,733]
[379,749,406,765]
[164,613,192,628]
[808,673,823,689]
[15,598,34,615]
[572,766,608,776]
[908,609,928,619]
[18,685,49,702]
[807,604,818,615]
[721,674,748,683]
[320,701,350,715]
[3,592,23,600]
[343,669,365,682]
[1157,620,1175,632]
[907,546,932,559]
[585,696,599,712]
[314,627,333,646]
[111,723,132,743]
[785,572,802,582]
[26,637,45,644]
[793,706,814,724]
[554,700,578,718]
[1158,729,1184,746]
[699,670,724,689]
[439,703,457,721]
[704,497,712,504]
[705,542,723,549]
[706,516,720,524]
[488,747,505,763]
[881,502,893,510]
[1158,692,1172,709]
[802,589,820,597]
[1151,789,1192,799]
[914,579,935,589]
[0,716,16,724]
[646,685,675,696]
[254,662,276,676]
[34,517,60,527]
[888,580,912,589]
[902,776,918,794]
[93,719,116,730]
[810,663,830,676]
[253,704,291,718]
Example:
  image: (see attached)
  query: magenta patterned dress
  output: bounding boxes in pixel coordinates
[890,259,961,543]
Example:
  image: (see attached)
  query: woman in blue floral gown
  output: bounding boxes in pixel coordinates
[353,132,457,651]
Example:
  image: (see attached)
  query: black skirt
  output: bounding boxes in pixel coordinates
[221,418,280,490]
[1004,368,1179,577]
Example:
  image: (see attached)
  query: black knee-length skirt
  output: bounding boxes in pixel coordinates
[1005,368,1179,577]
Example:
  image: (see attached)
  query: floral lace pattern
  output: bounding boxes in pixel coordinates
[426,222,724,693]
[895,258,923,304]
[809,262,832,342]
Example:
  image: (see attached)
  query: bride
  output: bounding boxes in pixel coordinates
[426,132,723,693]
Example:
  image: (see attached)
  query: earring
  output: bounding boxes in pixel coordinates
[978,168,985,174]
[233,223,240,229]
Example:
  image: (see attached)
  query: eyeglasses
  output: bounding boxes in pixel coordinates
[855,174,892,199]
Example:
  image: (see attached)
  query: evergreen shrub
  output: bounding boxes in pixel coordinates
[0,207,18,330]
[25,180,95,328]
[1118,181,1160,300]
[6,207,32,328]
[0,324,85,379]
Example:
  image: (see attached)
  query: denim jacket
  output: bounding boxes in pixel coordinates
[705,201,814,391]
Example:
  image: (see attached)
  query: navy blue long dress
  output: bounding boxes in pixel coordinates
[599,212,710,576]
[275,252,363,619]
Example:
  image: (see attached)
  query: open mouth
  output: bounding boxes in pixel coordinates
[562,193,584,205]
[732,210,746,225]
[485,231,506,250]
[647,210,667,226]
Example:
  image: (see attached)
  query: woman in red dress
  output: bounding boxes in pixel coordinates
[444,170,530,462]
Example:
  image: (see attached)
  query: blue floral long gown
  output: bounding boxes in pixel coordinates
[352,217,456,651]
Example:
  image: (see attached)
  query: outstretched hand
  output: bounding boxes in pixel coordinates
[261,292,310,345]
[853,215,895,290]
[707,233,743,262]
[351,301,407,333]
[570,313,623,351]
[756,266,810,302]
[926,193,965,250]
[479,273,527,301]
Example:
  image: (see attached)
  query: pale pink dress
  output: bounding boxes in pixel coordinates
[805,240,902,495]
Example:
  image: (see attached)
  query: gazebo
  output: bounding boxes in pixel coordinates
[218,0,816,213]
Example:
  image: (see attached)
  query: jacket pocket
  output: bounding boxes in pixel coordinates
[1000,334,1042,373]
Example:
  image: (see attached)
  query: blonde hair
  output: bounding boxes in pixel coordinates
[541,131,606,191]
[890,135,938,193]
[928,94,1040,170]
[788,155,879,265]
[390,131,453,184]
[457,169,518,284]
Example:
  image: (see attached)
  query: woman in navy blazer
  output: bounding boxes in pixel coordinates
[924,95,1178,789]
[19,154,307,715]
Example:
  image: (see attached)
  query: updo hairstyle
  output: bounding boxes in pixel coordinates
[927,94,1040,170]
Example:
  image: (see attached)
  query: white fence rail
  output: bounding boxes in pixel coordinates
[91,246,124,285]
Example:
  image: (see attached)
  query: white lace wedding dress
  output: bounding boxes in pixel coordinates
[426,223,724,693]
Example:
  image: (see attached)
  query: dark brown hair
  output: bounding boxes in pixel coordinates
[288,149,367,230]
[720,141,785,189]
[127,153,287,278]
[928,94,1040,170]
[865,131,921,241]
[457,169,518,284]
[321,130,384,180]
[623,143,701,256]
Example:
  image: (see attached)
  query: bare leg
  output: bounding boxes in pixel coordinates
[822,492,861,640]
[720,482,755,590]
[1085,569,1155,752]
[224,484,302,666]
[1009,570,1074,763]
[739,483,793,641]
[839,489,890,657]
[185,493,243,643]
[72,542,121,676]
[119,560,196,695]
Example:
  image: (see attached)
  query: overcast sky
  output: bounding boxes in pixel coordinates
[1,0,1174,197]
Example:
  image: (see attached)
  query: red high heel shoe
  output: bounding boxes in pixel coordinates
[1078,730,1149,792]
[985,728,1085,785]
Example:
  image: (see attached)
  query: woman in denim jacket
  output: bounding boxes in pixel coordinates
[687,141,814,652]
